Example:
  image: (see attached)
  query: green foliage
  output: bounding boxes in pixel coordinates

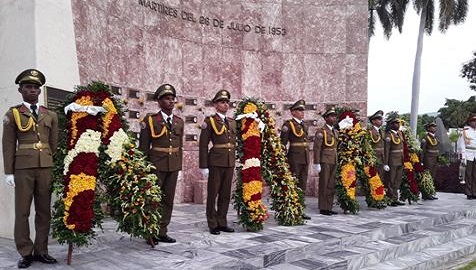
[462,51,476,91]
[449,131,460,143]
[438,96,476,128]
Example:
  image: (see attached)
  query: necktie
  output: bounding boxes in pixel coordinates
[166,116,172,129]
[30,104,38,120]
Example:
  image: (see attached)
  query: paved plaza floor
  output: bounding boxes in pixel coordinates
[1,193,476,270]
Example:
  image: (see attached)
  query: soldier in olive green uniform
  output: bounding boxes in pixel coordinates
[280,100,311,220]
[383,116,405,206]
[2,69,58,268]
[139,84,184,244]
[313,108,339,216]
[420,121,439,200]
[199,90,236,235]
[368,110,385,183]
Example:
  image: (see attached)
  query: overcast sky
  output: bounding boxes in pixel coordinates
[368,3,476,116]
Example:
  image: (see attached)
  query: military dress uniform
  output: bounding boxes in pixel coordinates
[280,100,310,194]
[384,120,404,205]
[139,84,184,241]
[2,69,58,267]
[199,90,236,233]
[368,110,385,181]
[313,109,338,214]
[420,122,439,200]
[457,114,476,199]
[420,122,439,187]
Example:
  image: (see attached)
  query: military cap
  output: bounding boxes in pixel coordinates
[290,100,305,111]
[154,84,176,100]
[466,113,476,124]
[386,115,400,124]
[322,107,336,117]
[15,69,45,86]
[424,121,437,130]
[212,89,231,103]
[368,110,384,121]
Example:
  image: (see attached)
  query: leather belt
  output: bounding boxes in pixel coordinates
[374,148,384,151]
[391,150,403,153]
[152,147,180,153]
[466,146,476,150]
[213,143,235,149]
[18,142,49,150]
[290,142,309,147]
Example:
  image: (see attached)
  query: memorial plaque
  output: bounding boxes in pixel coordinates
[128,89,140,98]
[129,110,140,119]
[110,85,122,95]
[146,93,155,101]
[185,134,198,141]
[185,116,197,123]
[44,86,71,110]
[185,98,198,105]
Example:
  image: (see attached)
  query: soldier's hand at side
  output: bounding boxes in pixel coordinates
[4,174,15,187]
[314,164,321,173]
[383,165,390,172]
[462,159,467,166]
[201,169,209,179]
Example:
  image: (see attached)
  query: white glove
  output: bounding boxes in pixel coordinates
[462,159,467,166]
[314,164,321,173]
[201,169,209,179]
[383,165,390,172]
[5,174,15,187]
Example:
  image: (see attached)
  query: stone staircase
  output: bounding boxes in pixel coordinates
[260,204,476,270]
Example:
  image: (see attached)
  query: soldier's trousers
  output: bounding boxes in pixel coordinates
[318,163,336,211]
[289,162,308,193]
[386,165,403,202]
[155,170,179,236]
[465,160,476,197]
[14,168,52,257]
[206,166,234,229]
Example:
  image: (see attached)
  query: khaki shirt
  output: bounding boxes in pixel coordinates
[421,132,439,162]
[384,130,404,166]
[313,125,338,165]
[280,119,309,165]
[199,114,236,168]
[369,126,385,164]
[2,104,58,174]
[139,112,184,172]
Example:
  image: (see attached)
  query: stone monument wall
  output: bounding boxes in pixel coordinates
[71,0,368,203]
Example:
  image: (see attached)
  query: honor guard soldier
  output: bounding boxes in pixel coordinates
[313,108,338,216]
[383,116,405,206]
[139,84,184,244]
[368,110,385,182]
[2,69,58,268]
[199,90,236,235]
[280,100,311,219]
[457,114,476,200]
[420,121,439,200]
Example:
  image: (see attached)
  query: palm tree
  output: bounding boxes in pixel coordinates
[410,0,468,134]
[368,0,410,39]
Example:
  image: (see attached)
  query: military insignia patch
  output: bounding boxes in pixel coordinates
[385,137,391,142]
[201,122,208,129]
[140,121,146,129]
[3,115,9,125]
[281,125,289,132]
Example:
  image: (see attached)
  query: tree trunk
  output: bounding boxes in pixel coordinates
[410,6,427,135]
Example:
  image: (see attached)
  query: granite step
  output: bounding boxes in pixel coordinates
[227,208,476,269]
[334,217,476,270]
[360,234,476,270]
